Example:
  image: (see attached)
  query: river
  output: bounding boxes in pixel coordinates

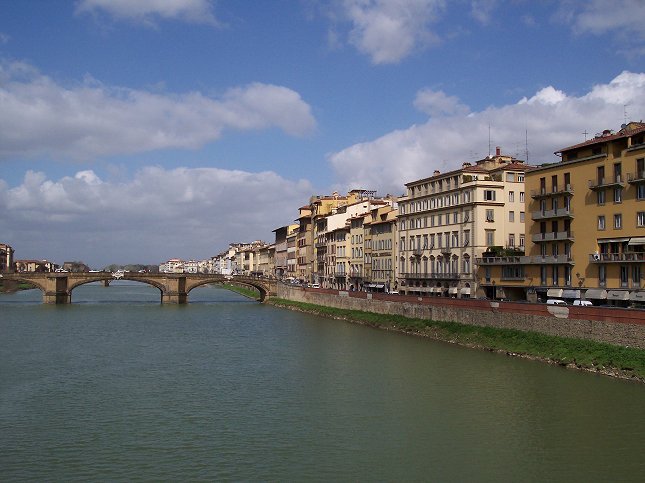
[1,282,643,482]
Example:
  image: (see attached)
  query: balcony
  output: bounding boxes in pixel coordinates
[531,231,575,242]
[401,272,463,280]
[525,255,574,265]
[627,171,645,184]
[588,176,626,190]
[531,207,574,220]
[475,256,527,265]
[530,184,574,199]
[589,252,645,263]
[412,247,424,256]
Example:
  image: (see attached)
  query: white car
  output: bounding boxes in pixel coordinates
[546,299,567,306]
[572,300,593,306]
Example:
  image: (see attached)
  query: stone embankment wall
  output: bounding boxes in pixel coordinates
[277,285,645,349]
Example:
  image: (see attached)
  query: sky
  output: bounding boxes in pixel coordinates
[1,0,644,268]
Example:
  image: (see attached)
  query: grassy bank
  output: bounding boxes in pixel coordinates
[267,298,645,383]
[221,283,260,299]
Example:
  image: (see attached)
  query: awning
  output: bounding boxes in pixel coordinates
[562,289,581,299]
[460,287,471,295]
[448,287,458,294]
[584,288,607,299]
[495,288,506,299]
[607,290,630,301]
[547,288,563,297]
[629,291,645,302]
[597,237,630,243]
[628,237,645,246]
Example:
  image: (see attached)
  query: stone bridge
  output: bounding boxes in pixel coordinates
[0,272,277,304]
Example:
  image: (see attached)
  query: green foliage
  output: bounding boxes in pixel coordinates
[268,298,645,380]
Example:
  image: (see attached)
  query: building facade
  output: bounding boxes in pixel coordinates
[398,148,529,298]
[1,243,15,272]
[478,122,645,306]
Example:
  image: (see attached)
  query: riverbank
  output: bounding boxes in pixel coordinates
[266,297,645,383]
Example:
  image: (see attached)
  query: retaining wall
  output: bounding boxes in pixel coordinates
[276,285,645,349]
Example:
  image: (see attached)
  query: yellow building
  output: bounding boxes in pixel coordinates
[398,148,529,298]
[479,121,645,306]
[364,204,398,292]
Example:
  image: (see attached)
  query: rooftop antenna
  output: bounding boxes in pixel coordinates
[525,128,529,162]
[624,104,629,125]
[582,129,588,141]
[488,124,491,157]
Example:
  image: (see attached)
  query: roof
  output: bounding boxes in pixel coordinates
[555,122,645,154]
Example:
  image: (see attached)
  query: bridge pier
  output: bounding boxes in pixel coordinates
[43,275,71,304]
[161,292,188,304]
[160,277,188,304]
[44,291,71,304]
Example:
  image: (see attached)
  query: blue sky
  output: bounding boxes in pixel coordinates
[1,0,644,267]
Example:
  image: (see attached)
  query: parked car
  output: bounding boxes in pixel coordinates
[546,299,567,306]
[572,300,593,306]
[309,283,320,289]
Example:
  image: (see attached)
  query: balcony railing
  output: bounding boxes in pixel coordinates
[531,207,574,220]
[627,171,645,184]
[589,252,645,263]
[478,255,573,265]
[530,184,574,199]
[476,256,527,265]
[525,255,574,265]
[588,176,626,190]
[531,231,575,242]
[401,272,463,280]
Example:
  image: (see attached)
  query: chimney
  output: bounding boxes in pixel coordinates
[433,170,440,176]
[496,146,501,156]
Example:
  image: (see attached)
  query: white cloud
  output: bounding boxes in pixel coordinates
[0,167,313,266]
[75,0,220,26]
[329,71,645,195]
[340,0,446,64]
[0,61,316,161]
[414,88,470,117]
[565,0,645,39]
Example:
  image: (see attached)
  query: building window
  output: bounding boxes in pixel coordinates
[519,234,525,247]
[598,215,605,230]
[597,189,606,205]
[552,266,559,286]
[520,211,525,223]
[463,256,471,274]
[638,184,645,200]
[485,230,494,246]
[614,188,622,203]
[614,214,622,229]
[564,266,572,286]
[508,234,515,247]
[632,265,641,287]
[620,265,628,288]
[540,266,547,285]
[484,190,496,201]
[519,192,525,203]
[509,191,515,202]
[506,173,515,182]
[638,212,645,227]
[509,211,515,222]
[485,209,494,222]
[599,265,606,287]
[518,175,524,182]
